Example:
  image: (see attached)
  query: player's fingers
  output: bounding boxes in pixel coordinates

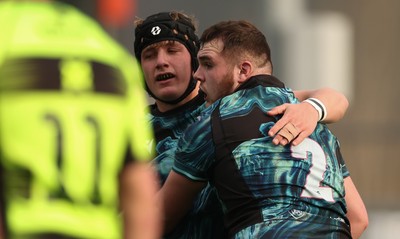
[279,137,289,146]
[268,116,289,137]
[276,122,300,145]
[277,127,294,142]
[272,134,284,145]
[267,104,288,116]
[285,122,299,138]
[291,131,307,146]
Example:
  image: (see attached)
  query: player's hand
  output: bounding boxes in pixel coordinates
[267,102,319,146]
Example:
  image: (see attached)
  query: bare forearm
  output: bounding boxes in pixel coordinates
[294,88,349,123]
[344,177,369,239]
[160,172,205,234]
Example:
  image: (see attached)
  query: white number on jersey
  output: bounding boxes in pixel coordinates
[291,138,334,202]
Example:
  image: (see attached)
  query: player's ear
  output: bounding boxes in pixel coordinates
[238,61,252,83]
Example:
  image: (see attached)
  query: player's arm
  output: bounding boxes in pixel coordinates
[344,176,368,239]
[158,171,206,234]
[268,88,349,146]
[293,88,349,123]
[120,161,162,239]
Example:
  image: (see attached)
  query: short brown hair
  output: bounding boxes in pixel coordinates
[200,20,273,70]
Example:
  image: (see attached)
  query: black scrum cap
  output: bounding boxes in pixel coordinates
[134,12,199,71]
[133,12,200,104]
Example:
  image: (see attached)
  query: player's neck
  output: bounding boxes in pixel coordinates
[155,89,199,113]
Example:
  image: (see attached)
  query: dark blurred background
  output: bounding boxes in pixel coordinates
[65,0,400,237]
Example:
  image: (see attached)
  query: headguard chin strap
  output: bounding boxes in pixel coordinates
[134,12,200,105]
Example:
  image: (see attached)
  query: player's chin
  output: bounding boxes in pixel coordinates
[204,94,214,106]
[199,89,208,101]
[155,89,182,101]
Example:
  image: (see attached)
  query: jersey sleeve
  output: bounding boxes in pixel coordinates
[172,111,215,182]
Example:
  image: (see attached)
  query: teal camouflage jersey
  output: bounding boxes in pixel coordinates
[173,75,351,239]
[149,95,226,239]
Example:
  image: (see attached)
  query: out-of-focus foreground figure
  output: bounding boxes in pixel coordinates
[0,1,160,239]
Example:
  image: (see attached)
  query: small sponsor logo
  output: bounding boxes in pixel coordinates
[151,26,161,35]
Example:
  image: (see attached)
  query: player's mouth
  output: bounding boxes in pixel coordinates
[156,73,175,81]
[199,88,208,101]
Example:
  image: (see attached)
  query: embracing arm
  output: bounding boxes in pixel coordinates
[268,88,349,146]
[344,176,368,239]
[158,171,206,234]
[293,88,349,123]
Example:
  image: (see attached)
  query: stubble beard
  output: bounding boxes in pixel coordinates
[216,70,236,101]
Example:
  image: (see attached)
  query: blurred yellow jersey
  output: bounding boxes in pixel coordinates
[0,1,153,238]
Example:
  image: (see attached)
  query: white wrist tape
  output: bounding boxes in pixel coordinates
[303,98,327,121]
